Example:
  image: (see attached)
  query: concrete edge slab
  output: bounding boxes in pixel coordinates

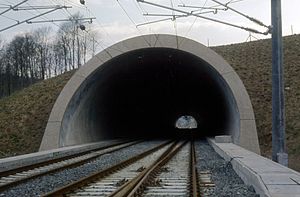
[215,135,232,143]
[0,139,123,173]
[207,138,300,197]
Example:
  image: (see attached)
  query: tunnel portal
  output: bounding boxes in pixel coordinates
[65,48,237,140]
[41,34,260,154]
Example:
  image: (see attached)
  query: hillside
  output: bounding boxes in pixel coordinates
[213,34,300,171]
[0,71,75,157]
[0,35,299,171]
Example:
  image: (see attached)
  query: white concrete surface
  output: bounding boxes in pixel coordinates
[215,135,232,143]
[41,34,260,154]
[0,140,122,173]
[208,138,300,197]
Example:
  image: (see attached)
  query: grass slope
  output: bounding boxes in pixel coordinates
[213,34,300,170]
[0,71,75,157]
[0,35,299,171]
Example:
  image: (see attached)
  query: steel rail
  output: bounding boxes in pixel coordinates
[42,140,173,197]
[0,140,131,178]
[0,140,140,191]
[191,141,199,197]
[112,141,214,196]
[110,141,186,197]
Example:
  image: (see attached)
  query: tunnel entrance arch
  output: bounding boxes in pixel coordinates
[40,34,260,154]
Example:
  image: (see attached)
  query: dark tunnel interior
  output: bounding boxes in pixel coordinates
[62,47,239,143]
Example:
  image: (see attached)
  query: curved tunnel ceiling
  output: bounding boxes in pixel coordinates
[41,34,260,154]
[64,48,235,139]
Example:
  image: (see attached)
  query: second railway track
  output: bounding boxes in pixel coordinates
[0,140,142,191]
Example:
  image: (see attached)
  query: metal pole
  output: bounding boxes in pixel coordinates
[271,0,288,166]
[92,37,95,57]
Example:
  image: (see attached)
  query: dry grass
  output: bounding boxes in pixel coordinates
[213,34,300,170]
[0,71,75,157]
[0,35,299,171]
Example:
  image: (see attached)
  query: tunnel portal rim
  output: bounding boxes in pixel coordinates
[40,34,260,154]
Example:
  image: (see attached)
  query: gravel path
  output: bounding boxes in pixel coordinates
[195,140,259,197]
[1,140,166,197]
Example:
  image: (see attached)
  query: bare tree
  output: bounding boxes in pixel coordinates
[2,34,39,96]
[0,13,101,98]
[0,36,6,97]
[33,26,53,79]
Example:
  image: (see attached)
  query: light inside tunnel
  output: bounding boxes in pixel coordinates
[60,47,239,145]
[175,115,198,129]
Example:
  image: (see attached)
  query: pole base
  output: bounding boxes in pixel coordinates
[277,152,288,167]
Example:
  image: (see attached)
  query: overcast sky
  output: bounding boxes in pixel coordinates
[0,0,299,49]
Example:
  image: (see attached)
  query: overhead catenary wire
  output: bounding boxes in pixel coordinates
[116,0,139,28]
[137,10,214,27]
[137,0,270,35]
[51,3,112,59]
[1,1,108,71]
[144,13,188,17]
[137,0,213,47]
[0,13,19,22]
[0,5,71,33]
[180,0,209,47]
[57,0,145,51]
[170,0,179,48]
[178,0,245,14]
[137,1,215,27]
[80,0,126,49]
[0,0,28,16]
[27,17,96,24]
[55,0,152,50]
[136,0,248,39]
[245,32,258,42]
[56,0,126,53]
[179,0,246,10]
[24,0,110,62]
[12,5,66,11]
[49,0,127,55]
[137,15,187,27]
[0,0,76,34]
[116,0,151,46]
[178,4,227,11]
[211,0,270,28]
[0,0,113,67]
[3,0,65,35]
[49,1,103,47]
[133,1,165,47]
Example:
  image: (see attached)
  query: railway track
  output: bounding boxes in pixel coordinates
[0,140,142,191]
[43,141,215,197]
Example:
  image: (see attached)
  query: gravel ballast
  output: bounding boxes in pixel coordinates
[196,140,259,197]
[1,140,165,197]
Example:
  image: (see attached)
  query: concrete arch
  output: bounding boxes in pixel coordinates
[40,34,260,154]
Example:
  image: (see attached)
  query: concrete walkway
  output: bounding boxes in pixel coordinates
[0,140,122,173]
[208,137,300,197]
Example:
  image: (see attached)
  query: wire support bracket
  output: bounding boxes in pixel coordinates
[137,0,271,35]
[0,5,72,33]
